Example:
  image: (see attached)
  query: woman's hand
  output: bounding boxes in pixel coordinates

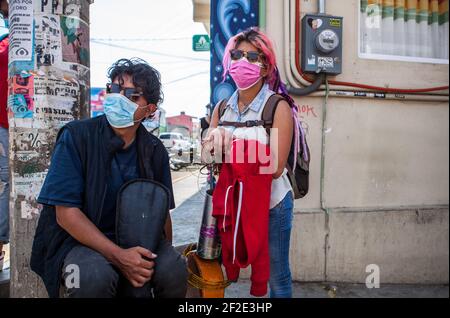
[201,127,233,164]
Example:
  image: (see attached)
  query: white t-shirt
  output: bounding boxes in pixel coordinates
[219,84,293,209]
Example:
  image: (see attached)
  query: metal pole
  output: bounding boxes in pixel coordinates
[8,0,92,297]
[319,0,326,14]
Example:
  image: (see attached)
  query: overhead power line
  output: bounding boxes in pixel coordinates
[91,37,191,42]
[163,71,209,86]
[91,39,209,62]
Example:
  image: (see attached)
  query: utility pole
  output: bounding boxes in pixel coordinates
[8,0,92,297]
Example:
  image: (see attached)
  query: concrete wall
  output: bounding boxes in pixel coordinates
[265,0,449,284]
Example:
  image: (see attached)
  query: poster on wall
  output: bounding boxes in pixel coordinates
[210,0,259,105]
[34,14,63,67]
[60,16,90,67]
[10,125,53,219]
[11,128,52,174]
[8,74,35,119]
[7,0,92,226]
[62,62,90,85]
[34,0,63,15]
[14,172,47,219]
[8,0,35,73]
[63,0,90,23]
[33,95,78,128]
[34,76,80,99]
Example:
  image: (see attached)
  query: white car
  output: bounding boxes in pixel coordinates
[159,132,191,151]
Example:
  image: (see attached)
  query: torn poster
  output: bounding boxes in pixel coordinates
[35,14,63,67]
[8,0,35,73]
[60,16,89,67]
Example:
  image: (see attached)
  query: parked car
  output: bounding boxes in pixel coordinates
[159,132,191,151]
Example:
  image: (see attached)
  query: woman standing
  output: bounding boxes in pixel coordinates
[206,27,299,298]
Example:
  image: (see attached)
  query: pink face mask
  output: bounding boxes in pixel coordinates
[228,59,262,90]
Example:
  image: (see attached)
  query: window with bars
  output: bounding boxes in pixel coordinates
[360,0,449,63]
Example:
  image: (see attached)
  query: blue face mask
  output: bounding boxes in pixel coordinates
[103,93,144,128]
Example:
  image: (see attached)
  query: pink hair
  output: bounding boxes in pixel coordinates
[222,27,278,87]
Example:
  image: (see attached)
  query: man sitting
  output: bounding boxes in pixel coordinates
[30,58,188,298]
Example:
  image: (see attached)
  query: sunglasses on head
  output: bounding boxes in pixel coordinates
[230,49,262,63]
[106,83,144,102]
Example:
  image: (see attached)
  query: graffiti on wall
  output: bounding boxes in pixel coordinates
[8,74,35,118]
[60,16,89,67]
[210,0,259,105]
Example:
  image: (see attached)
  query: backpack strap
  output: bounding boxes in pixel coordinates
[217,98,264,128]
[261,94,285,135]
[218,99,228,121]
[219,119,265,128]
[217,94,285,130]
[285,164,302,199]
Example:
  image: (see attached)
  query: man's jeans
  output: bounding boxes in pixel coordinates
[0,127,9,245]
[269,191,294,298]
[61,239,188,298]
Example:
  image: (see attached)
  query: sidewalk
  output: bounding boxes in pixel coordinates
[171,168,208,248]
[171,173,449,299]
[1,168,447,298]
[224,280,449,298]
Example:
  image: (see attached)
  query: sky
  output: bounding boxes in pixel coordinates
[89,0,210,118]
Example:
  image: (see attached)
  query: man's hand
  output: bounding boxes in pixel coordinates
[112,246,157,288]
[55,206,158,288]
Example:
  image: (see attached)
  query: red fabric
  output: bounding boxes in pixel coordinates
[212,138,273,297]
[0,37,8,129]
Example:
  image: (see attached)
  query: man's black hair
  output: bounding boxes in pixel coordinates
[107,58,163,105]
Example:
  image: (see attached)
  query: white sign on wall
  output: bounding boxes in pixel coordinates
[8,0,34,63]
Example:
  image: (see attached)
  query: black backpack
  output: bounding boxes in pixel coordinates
[217,94,310,199]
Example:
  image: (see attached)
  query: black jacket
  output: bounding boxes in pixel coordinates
[30,115,174,298]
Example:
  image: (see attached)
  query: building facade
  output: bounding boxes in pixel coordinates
[194,0,449,284]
